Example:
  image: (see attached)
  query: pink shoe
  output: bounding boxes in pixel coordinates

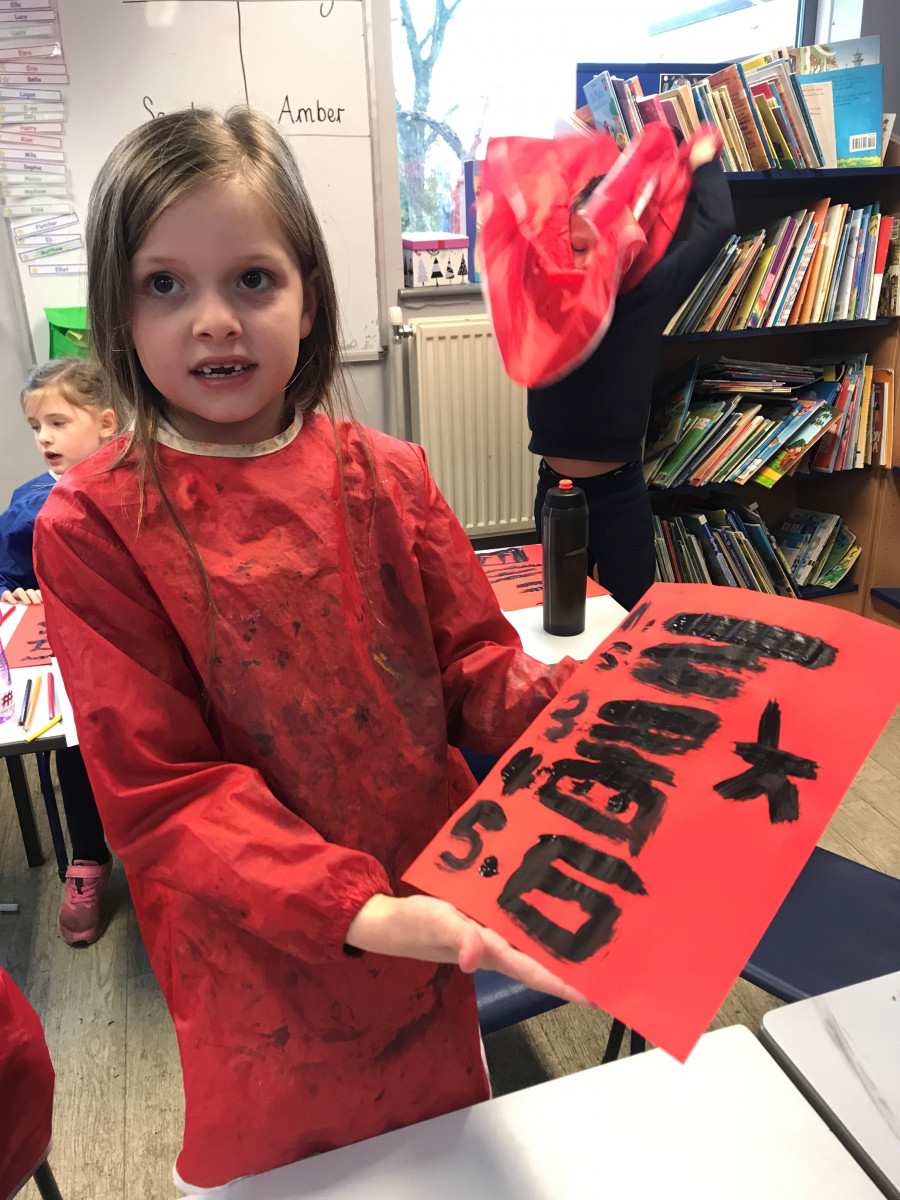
[59,859,112,945]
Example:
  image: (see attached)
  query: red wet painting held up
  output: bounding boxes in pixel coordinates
[476,544,608,612]
[3,603,53,669]
[404,583,900,1061]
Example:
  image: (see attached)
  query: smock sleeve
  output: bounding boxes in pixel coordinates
[34,505,392,964]
[409,446,579,755]
[648,159,736,312]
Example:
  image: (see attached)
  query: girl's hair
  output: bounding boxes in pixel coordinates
[20,356,107,412]
[85,107,369,690]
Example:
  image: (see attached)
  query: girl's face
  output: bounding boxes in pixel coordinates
[25,389,116,474]
[130,179,318,445]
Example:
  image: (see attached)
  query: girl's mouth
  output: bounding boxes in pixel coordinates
[190,362,258,391]
[191,363,254,378]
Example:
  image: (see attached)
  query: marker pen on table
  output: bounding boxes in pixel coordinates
[23,673,41,732]
[47,670,55,720]
[18,677,32,726]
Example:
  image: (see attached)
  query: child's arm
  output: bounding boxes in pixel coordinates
[345,893,589,1005]
[409,445,579,756]
[646,150,736,313]
[0,482,45,604]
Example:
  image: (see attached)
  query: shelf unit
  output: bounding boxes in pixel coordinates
[573,61,900,625]
[652,165,900,624]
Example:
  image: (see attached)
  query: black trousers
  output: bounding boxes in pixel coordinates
[535,459,656,612]
[54,745,109,864]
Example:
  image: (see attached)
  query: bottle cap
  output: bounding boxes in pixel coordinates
[559,479,573,490]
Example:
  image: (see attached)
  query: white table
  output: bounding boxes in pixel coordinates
[222,1027,882,1199]
[503,592,628,664]
[761,971,900,1200]
[1,603,77,871]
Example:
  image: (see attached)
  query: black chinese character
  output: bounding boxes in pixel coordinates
[587,699,720,757]
[664,614,836,670]
[537,751,670,855]
[713,699,817,824]
[498,833,646,962]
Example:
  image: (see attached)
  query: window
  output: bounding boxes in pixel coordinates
[391,0,812,233]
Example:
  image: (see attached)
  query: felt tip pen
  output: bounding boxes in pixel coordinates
[18,676,32,726]
[47,670,55,720]
[23,673,41,732]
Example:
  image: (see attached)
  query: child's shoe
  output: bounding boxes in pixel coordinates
[58,859,112,945]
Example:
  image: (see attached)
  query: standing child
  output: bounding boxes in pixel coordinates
[529,133,735,610]
[34,108,585,1195]
[1,358,116,944]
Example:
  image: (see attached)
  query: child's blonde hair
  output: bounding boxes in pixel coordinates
[20,356,107,412]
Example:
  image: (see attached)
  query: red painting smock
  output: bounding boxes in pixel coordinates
[33,411,576,1190]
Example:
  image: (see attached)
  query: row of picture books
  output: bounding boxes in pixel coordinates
[579,34,888,170]
[666,199,900,336]
[643,356,895,490]
[652,496,859,594]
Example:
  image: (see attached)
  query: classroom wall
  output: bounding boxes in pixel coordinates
[0,230,43,500]
[861,0,899,119]
[0,0,405,499]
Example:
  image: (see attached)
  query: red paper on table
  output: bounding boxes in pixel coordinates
[476,545,609,612]
[405,583,900,1061]
[3,604,52,669]
[478,122,708,389]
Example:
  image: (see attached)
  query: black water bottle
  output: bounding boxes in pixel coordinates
[542,478,589,636]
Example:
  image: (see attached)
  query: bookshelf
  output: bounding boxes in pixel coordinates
[655,162,900,623]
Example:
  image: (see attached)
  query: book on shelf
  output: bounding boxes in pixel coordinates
[462,159,483,284]
[667,196,896,335]
[651,494,809,596]
[772,507,857,589]
[579,37,884,174]
[643,356,890,487]
[797,63,884,168]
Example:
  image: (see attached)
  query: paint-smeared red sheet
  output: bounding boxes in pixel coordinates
[477,544,609,612]
[405,583,900,1061]
[3,604,52,668]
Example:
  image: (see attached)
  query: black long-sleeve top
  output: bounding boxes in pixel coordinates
[527,160,736,463]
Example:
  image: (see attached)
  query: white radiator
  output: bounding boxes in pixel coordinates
[408,314,537,539]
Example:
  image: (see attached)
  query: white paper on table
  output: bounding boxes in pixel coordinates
[502,593,628,665]
[799,80,838,169]
[0,603,79,747]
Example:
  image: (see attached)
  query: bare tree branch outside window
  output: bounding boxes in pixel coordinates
[394,0,486,231]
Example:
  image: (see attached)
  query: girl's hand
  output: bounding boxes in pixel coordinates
[345,893,592,1007]
[1,587,41,605]
[688,126,724,171]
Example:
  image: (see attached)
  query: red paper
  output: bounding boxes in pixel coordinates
[3,604,52,669]
[405,583,900,1061]
[479,122,708,388]
[476,544,608,611]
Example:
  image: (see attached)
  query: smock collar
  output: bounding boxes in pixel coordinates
[154,408,304,458]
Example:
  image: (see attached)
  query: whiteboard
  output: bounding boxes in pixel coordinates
[2,0,382,361]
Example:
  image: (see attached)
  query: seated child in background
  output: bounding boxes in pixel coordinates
[0,357,117,944]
